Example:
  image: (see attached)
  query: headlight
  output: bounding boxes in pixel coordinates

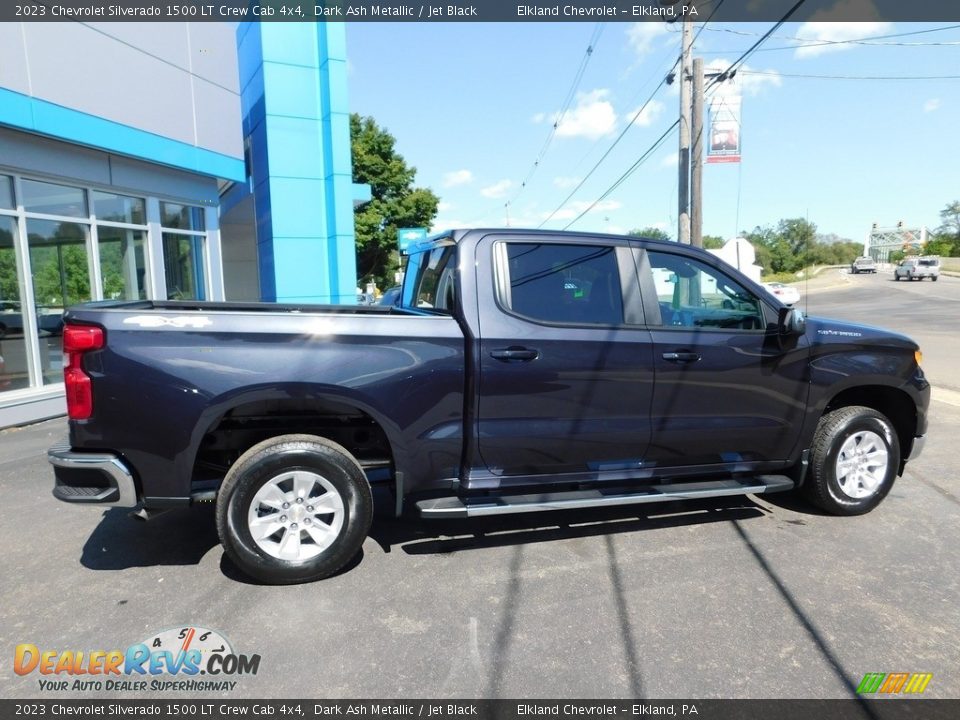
[915,350,923,366]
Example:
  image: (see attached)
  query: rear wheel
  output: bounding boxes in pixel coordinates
[805,406,900,516]
[216,434,372,584]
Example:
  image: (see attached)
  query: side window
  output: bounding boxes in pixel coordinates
[499,243,623,325]
[647,251,764,331]
[403,245,457,314]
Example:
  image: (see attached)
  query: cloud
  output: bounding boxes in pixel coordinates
[430,217,467,233]
[626,22,670,58]
[553,176,581,189]
[554,89,618,140]
[793,1,892,59]
[530,112,546,124]
[480,179,513,199]
[924,98,941,113]
[660,154,679,169]
[442,170,473,187]
[437,201,454,212]
[545,199,622,221]
[626,99,664,127]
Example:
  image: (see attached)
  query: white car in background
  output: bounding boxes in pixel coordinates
[762,282,801,305]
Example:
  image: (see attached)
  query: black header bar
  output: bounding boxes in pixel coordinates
[4,1,959,23]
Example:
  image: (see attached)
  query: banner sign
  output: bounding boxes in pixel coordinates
[707,95,742,164]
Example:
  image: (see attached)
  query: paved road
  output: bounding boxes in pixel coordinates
[801,269,960,392]
[1,283,958,700]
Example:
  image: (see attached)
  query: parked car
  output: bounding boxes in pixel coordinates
[850,256,877,274]
[378,286,401,306]
[894,256,940,281]
[49,229,929,584]
[762,282,801,306]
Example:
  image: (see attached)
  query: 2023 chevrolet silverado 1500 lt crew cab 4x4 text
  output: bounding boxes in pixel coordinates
[48,230,929,584]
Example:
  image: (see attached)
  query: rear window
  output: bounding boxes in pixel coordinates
[401,245,457,314]
[918,259,939,267]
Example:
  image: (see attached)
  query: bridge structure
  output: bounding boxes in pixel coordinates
[865,224,928,262]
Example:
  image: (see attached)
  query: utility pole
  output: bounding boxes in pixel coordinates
[678,17,692,244]
[690,57,704,248]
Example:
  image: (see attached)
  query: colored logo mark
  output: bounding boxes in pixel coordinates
[857,672,933,694]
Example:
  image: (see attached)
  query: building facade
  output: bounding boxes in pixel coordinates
[0,22,362,428]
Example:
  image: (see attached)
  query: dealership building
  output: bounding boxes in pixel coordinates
[0,21,367,427]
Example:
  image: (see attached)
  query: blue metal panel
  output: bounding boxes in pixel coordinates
[239,20,360,304]
[0,87,244,182]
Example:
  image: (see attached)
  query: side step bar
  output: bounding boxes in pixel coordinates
[416,476,794,519]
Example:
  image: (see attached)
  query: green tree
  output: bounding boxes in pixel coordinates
[938,200,960,238]
[702,235,726,249]
[628,226,671,242]
[351,114,439,288]
[777,218,818,269]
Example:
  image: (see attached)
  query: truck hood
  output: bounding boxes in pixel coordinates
[805,316,918,352]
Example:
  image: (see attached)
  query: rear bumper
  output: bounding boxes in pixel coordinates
[47,441,138,508]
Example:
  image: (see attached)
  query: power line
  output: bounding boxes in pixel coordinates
[691,22,960,53]
[563,120,680,230]
[506,23,605,210]
[740,70,960,81]
[707,0,810,84]
[538,72,673,228]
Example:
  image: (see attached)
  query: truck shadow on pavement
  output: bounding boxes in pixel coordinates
[78,490,820,580]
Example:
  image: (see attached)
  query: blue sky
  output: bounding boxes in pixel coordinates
[344,21,959,243]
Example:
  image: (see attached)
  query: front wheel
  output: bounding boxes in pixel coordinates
[216,434,373,584]
[805,406,900,516]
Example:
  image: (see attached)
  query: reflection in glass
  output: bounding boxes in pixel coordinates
[21,179,87,218]
[92,191,146,225]
[26,219,91,385]
[0,217,31,391]
[163,233,206,300]
[160,202,205,231]
[0,175,13,210]
[98,227,147,300]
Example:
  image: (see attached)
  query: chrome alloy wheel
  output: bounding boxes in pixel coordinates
[835,430,889,499]
[247,470,345,561]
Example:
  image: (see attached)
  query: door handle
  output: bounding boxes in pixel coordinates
[491,347,539,362]
[662,351,701,363]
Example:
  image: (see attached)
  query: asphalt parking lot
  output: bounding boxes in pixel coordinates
[1,271,958,699]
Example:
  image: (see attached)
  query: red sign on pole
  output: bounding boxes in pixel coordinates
[707,95,741,164]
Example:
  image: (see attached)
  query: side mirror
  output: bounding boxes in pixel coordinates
[778,307,806,336]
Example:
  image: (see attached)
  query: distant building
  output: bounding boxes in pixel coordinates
[0,22,366,427]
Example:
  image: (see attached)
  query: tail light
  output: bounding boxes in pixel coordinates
[63,325,104,420]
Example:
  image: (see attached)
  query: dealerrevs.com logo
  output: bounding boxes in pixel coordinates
[14,626,260,693]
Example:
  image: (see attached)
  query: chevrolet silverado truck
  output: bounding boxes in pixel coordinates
[48,229,929,584]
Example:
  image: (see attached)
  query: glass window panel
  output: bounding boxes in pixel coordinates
[160,202,205,231]
[97,227,147,301]
[163,232,206,300]
[647,251,764,331]
[26,219,90,385]
[0,175,13,210]
[501,243,624,325]
[0,217,32,392]
[92,191,146,225]
[21,179,87,218]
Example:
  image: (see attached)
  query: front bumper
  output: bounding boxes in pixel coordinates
[48,441,138,508]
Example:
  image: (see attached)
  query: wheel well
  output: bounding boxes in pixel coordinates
[823,386,916,456]
[191,398,394,492]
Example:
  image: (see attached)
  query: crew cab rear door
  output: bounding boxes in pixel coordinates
[638,246,810,469]
[470,234,654,489]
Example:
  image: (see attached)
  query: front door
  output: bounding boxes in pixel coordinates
[641,248,810,470]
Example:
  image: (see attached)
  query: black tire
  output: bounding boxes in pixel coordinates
[804,406,900,516]
[216,434,373,584]
[932,276,939,282]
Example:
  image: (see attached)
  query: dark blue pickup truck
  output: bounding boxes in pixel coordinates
[49,229,929,583]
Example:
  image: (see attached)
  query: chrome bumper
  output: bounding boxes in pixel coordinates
[48,441,138,508]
